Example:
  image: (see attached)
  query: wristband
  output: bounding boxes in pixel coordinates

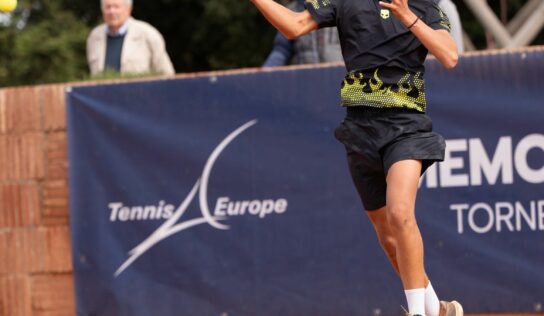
[407,16,420,29]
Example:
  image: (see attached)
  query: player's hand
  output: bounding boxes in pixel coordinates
[378,0,417,28]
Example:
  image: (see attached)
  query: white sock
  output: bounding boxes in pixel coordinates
[425,282,440,316]
[405,288,426,315]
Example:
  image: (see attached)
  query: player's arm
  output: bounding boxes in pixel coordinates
[250,0,318,39]
[380,0,458,69]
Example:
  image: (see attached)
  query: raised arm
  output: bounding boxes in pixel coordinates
[250,0,318,39]
[379,0,458,69]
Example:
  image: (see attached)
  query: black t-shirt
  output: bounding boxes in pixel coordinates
[306,0,450,112]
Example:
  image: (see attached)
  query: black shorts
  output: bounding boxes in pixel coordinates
[335,107,445,211]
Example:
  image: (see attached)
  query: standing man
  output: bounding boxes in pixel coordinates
[87,0,175,76]
[250,0,462,315]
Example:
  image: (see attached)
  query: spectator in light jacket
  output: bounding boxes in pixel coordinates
[87,0,175,76]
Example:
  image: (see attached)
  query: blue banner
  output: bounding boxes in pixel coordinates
[68,49,544,316]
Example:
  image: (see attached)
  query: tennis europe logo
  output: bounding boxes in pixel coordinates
[110,120,289,277]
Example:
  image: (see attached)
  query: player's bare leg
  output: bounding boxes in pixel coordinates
[367,206,399,274]
[385,159,425,290]
[366,160,463,316]
[367,206,431,284]
[372,159,426,314]
[363,161,425,288]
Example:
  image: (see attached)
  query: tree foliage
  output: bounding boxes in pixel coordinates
[130,0,277,72]
[0,0,542,87]
[0,0,89,86]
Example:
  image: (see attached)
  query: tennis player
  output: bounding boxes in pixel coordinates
[250,0,461,315]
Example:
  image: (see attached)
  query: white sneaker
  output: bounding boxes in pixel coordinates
[439,300,464,316]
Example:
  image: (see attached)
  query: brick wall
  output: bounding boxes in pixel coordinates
[0,84,74,316]
[0,72,234,316]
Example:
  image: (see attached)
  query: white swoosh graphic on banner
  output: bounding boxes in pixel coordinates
[199,120,258,230]
[114,120,258,277]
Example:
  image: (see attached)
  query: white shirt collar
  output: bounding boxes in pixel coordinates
[106,18,130,36]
